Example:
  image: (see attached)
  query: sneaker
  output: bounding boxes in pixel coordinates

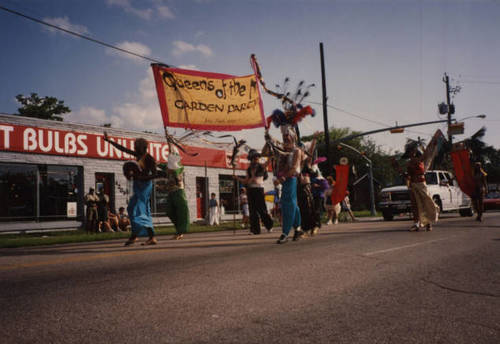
[311,227,319,236]
[409,224,419,232]
[124,237,138,246]
[174,234,184,240]
[425,224,432,232]
[276,234,288,244]
[334,219,338,225]
[268,228,273,233]
[326,220,332,225]
[293,228,304,241]
[143,238,158,245]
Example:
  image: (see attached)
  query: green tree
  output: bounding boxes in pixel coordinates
[15,93,70,121]
[302,127,398,188]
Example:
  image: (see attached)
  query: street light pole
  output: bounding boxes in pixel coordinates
[338,143,377,216]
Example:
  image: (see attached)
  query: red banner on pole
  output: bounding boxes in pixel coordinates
[331,164,349,205]
[451,149,474,198]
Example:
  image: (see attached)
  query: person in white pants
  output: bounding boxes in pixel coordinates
[208,193,219,226]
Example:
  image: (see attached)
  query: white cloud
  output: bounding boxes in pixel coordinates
[156,5,175,19]
[68,106,108,125]
[105,41,152,63]
[70,69,163,132]
[177,64,199,70]
[42,17,89,36]
[172,40,213,57]
[107,0,174,20]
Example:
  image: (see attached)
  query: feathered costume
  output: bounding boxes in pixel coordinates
[250,54,316,243]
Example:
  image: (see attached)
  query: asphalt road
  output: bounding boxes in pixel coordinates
[1,213,499,344]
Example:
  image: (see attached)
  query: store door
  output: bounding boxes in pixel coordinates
[95,173,115,212]
[196,177,208,219]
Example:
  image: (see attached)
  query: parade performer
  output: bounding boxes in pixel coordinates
[297,135,320,237]
[266,126,304,244]
[405,140,439,231]
[160,143,190,239]
[472,162,487,222]
[234,149,273,234]
[104,132,158,246]
[310,162,329,234]
[250,54,316,243]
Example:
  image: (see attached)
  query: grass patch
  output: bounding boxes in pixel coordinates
[0,221,248,249]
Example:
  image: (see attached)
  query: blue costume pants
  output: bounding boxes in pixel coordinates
[280,177,301,236]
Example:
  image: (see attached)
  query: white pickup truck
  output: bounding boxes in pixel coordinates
[378,170,473,221]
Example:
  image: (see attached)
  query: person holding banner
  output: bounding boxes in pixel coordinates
[104,132,159,246]
[273,126,304,244]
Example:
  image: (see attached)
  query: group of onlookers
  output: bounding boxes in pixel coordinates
[84,187,130,233]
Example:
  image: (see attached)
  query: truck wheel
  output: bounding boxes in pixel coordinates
[459,207,474,217]
[433,196,442,213]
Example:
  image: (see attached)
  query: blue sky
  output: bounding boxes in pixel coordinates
[1,0,499,153]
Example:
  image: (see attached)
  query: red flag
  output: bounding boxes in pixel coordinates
[451,149,474,198]
[331,164,349,205]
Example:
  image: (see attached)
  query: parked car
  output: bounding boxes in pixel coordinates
[484,190,500,211]
[378,170,473,221]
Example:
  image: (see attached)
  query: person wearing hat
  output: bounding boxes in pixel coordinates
[104,132,158,246]
[234,148,273,234]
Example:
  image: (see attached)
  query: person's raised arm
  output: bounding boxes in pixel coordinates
[104,131,136,156]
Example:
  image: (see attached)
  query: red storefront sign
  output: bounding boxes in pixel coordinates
[0,122,249,170]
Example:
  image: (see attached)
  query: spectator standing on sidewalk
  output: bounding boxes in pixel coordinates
[208,193,219,226]
[84,187,98,233]
[239,187,250,229]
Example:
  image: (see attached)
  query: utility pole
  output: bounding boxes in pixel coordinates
[443,73,453,143]
[319,42,331,173]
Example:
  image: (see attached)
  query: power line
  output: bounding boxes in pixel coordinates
[0,4,168,65]
[305,100,432,136]
[461,79,500,85]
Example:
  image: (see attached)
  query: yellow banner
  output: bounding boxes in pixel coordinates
[152,65,265,131]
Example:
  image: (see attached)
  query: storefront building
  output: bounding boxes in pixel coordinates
[0,114,274,233]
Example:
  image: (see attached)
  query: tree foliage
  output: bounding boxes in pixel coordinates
[301,126,399,188]
[15,93,70,121]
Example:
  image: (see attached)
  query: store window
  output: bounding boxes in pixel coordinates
[219,174,244,214]
[152,179,169,216]
[0,163,83,222]
[39,165,83,221]
[0,163,37,221]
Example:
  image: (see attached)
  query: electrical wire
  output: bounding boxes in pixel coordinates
[304,100,432,137]
[0,4,167,65]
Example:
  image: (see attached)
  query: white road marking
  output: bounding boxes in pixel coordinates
[364,237,451,256]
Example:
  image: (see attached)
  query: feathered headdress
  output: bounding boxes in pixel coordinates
[250,55,316,132]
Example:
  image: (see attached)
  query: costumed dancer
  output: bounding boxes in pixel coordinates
[405,141,439,232]
[271,126,304,244]
[235,149,274,234]
[472,162,487,222]
[104,132,158,246]
[297,134,320,237]
[250,54,316,243]
[310,161,329,234]
[160,143,190,239]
